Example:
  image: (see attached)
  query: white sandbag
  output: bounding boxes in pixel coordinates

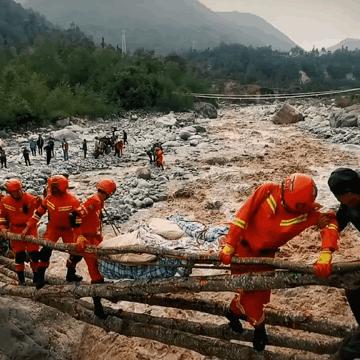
[148,218,184,240]
[100,230,141,248]
[100,230,157,264]
[110,253,157,264]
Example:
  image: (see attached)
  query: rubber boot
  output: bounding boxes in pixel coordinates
[93,297,107,319]
[16,271,26,286]
[225,309,243,334]
[32,271,38,285]
[66,267,83,282]
[36,268,46,290]
[253,324,268,352]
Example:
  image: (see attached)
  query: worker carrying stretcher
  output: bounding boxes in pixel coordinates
[219,173,339,352]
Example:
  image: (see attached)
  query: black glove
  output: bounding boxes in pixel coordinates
[69,212,81,228]
[22,205,29,214]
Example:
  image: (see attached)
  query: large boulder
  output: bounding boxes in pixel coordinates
[329,105,360,128]
[194,102,217,119]
[135,167,151,180]
[272,103,304,125]
[52,128,80,141]
[156,112,177,127]
[56,118,70,127]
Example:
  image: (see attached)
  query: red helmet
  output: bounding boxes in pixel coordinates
[5,179,22,193]
[96,179,117,196]
[48,175,69,193]
[282,173,317,213]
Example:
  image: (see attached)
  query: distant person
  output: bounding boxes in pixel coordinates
[0,147,7,169]
[82,139,87,159]
[44,144,52,165]
[48,137,55,157]
[123,130,128,145]
[62,138,69,161]
[114,140,124,157]
[146,148,153,164]
[37,134,44,155]
[155,147,164,170]
[29,139,37,156]
[23,148,31,166]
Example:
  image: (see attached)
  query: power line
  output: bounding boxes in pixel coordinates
[191,87,360,100]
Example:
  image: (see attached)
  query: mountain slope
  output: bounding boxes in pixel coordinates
[328,38,360,52]
[0,0,53,47]
[218,12,297,53]
[21,0,297,53]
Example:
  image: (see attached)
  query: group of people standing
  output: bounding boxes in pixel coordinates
[0,175,117,318]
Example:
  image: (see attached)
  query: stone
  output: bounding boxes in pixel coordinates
[329,105,360,128]
[135,167,151,180]
[194,102,218,119]
[272,103,304,125]
[142,197,154,207]
[190,140,199,147]
[56,118,70,127]
[156,113,177,127]
[52,128,79,141]
[179,130,191,141]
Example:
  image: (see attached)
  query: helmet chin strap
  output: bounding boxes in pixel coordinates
[281,181,299,214]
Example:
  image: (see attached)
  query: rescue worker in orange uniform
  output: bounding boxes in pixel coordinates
[219,173,339,351]
[155,147,164,170]
[23,175,82,289]
[0,179,41,285]
[75,178,117,318]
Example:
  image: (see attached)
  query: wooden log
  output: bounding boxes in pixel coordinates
[112,293,353,338]
[0,258,351,339]
[0,263,338,355]
[0,267,359,300]
[39,296,321,360]
[2,232,360,274]
[79,299,340,355]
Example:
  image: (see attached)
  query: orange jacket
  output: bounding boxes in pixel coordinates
[76,193,103,236]
[226,182,339,256]
[28,191,81,229]
[0,193,41,231]
[156,149,164,165]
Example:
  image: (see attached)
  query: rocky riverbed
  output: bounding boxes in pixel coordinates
[1,101,360,359]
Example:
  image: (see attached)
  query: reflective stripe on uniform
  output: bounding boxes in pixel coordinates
[326,223,338,231]
[3,204,16,211]
[46,200,55,210]
[232,218,246,229]
[58,206,73,212]
[280,214,308,227]
[266,194,277,214]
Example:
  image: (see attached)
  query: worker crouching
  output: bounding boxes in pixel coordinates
[219,173,339,351]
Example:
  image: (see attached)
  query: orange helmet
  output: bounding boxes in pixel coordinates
[282,173,317,213]
[5,179,22,193]
[48,175,69,193]
[96,179,117,196]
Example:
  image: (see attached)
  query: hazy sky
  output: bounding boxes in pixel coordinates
[200,0,360,49]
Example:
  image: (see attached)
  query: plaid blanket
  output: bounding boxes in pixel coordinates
[99,257,191,280]
[168,214,229,243]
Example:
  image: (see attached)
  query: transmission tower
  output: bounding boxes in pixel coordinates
[121,30,127,55]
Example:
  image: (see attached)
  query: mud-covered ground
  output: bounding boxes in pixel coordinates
[1,103,360,359]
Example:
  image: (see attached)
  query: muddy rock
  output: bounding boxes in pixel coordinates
[272,103,304,124]
[136,167,152,180]
[194,102,218,119]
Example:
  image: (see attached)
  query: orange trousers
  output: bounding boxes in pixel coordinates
[79,234,103,283]
[37,226,76,269]
[230,241,275,326]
